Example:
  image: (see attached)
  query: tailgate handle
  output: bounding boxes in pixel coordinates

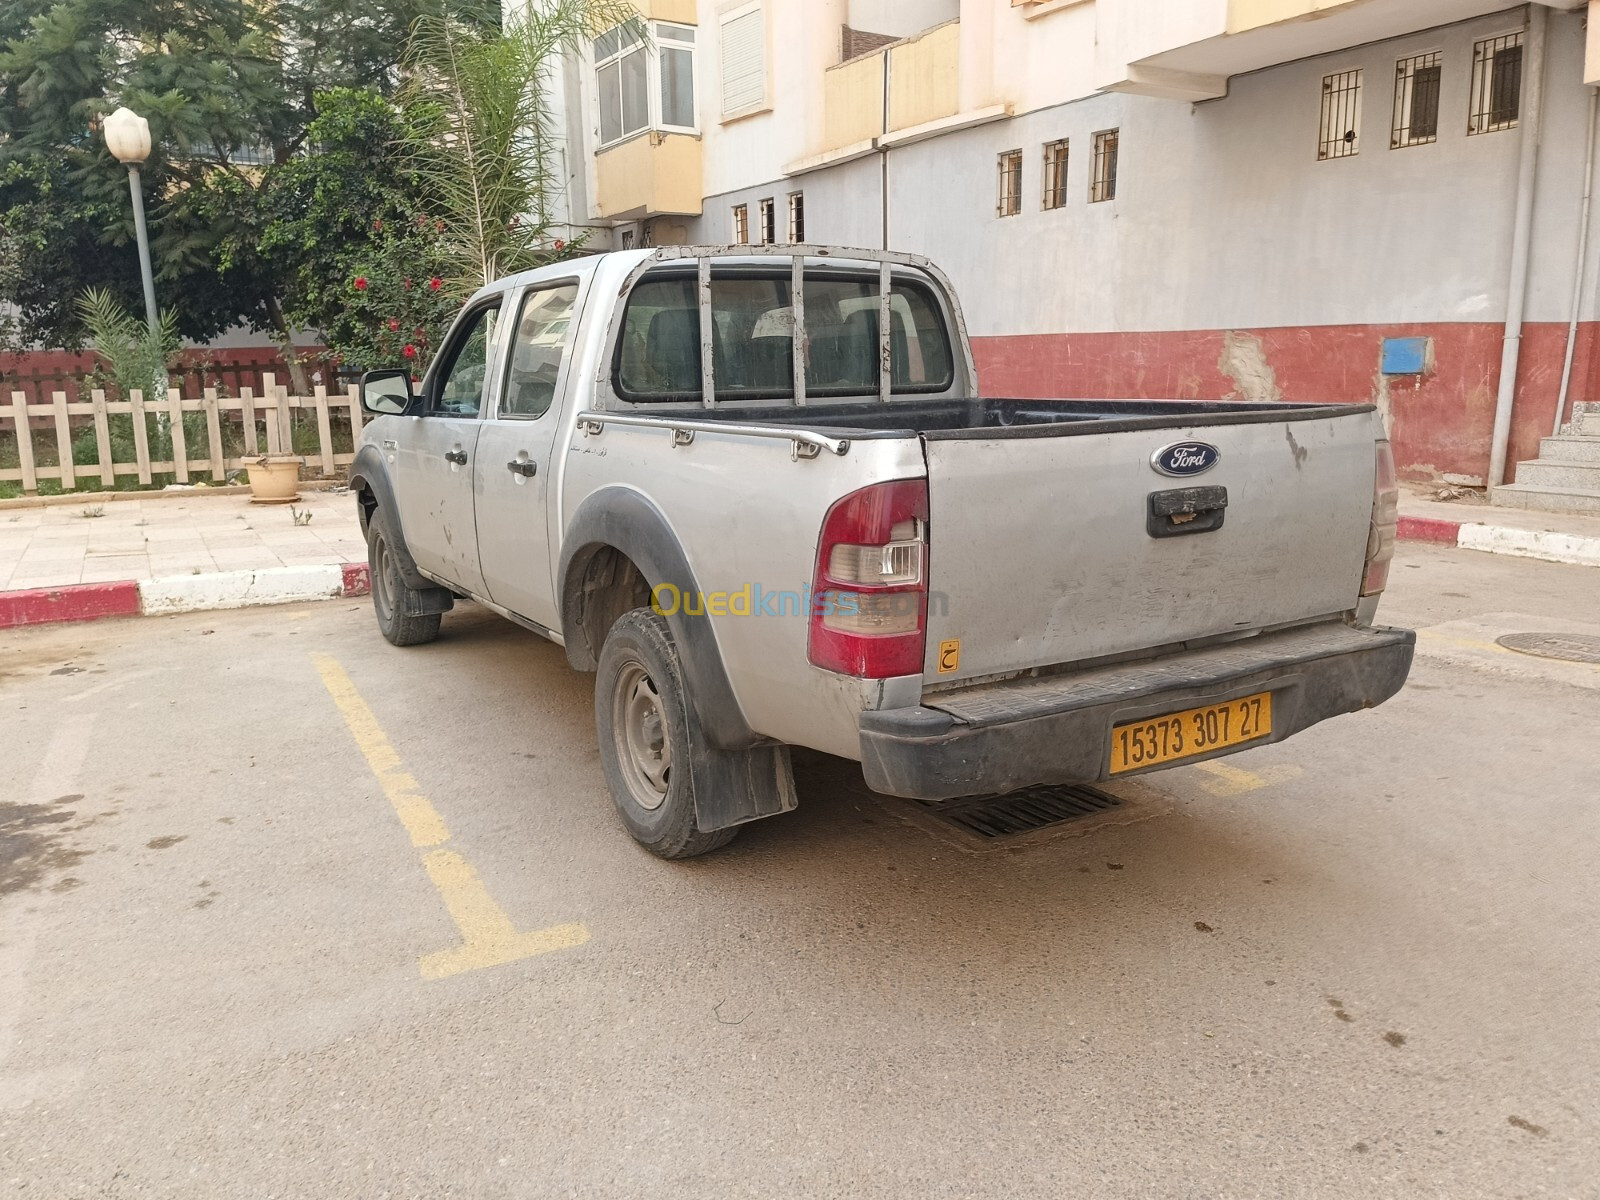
[1147,486,1228,539]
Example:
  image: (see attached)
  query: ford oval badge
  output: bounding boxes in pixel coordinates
[1151,441,1221,477]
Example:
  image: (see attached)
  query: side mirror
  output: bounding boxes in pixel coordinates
[360,369,417,416]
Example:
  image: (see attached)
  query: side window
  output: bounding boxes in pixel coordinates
[433,305,500,417]
[503,283,580,419]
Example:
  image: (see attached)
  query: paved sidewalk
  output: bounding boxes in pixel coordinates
[0,488,364,592]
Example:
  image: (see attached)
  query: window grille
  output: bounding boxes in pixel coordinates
[1090,130,1118,202]
[1469,32,1522,135]
[997,149,1022,217]
[731,204,749,243]
[1318,70,1362,159]
[758,197,776,244]
[1042,139,1069,210]
[787,192,805,242]
[1392,53,1441,147]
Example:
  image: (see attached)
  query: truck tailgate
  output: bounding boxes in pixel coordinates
[921,410,1378,684]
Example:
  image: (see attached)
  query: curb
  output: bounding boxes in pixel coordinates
[1398,515,1600,567]
[0,563,371,630]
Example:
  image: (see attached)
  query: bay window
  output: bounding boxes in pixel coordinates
[594,22,698,149]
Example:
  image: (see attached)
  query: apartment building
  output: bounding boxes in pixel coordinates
[539,0,1600,496]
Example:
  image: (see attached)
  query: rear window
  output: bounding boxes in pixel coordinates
[614,272,955,403]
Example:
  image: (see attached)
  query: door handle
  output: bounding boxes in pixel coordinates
[1147,486,1228,538]
[506,460,537,478]
[444,449,468,465]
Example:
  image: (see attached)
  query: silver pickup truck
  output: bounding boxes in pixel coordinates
[352,246,1412,858]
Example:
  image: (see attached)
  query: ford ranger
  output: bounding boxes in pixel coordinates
[351,246,1412,858]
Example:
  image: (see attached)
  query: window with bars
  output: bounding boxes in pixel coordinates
[731,203,749,243]
[1318,70,1362,160]
[1470,32,1523,135]
[788,192,805,242]
[1391,53,1441,147]
[997,149,1022,217]
[1042,139,1069,210]
[758,197,776,244]
[1090,130,1118,202]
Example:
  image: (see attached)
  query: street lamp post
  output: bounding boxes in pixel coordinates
[102,107,160,341]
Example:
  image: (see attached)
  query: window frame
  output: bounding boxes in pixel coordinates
[1391,52,1442,149]
[718,0,769,121]
[1469,30,1524,136]
[1090,129,1119,202]
[788,192,806,242]
[497,279,584,422]
[997,149,1023,218]
[425,299,504,420]
[731,203,750,243]
[758,197,777,244]
[1317,70,1363,160]
[1042,138,1069,210]
[592,19,700,151]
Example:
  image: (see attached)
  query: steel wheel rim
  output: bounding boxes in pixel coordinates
[374,535,397,619]
[612,660,672,811]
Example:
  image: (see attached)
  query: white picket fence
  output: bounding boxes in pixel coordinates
[1,373,363,494]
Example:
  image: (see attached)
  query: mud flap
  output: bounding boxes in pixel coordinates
[682,671,797,832]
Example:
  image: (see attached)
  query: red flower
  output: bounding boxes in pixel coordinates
[403,344,417,359]
[387,318,399,332]
[353,276,368,291]
[403,278,413,291]
[554,238,566,252]
[428,276,442,291]
[373,219,383,232]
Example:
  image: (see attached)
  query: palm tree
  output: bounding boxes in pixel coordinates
[401,0,642,295]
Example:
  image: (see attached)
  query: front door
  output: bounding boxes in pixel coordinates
[475,280,584,630]
[392,300,502,596]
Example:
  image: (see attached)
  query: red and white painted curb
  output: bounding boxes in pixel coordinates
[0,562,370,630]
[1398,516,1600,568]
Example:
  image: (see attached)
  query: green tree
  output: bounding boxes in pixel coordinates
[0,0,444,364]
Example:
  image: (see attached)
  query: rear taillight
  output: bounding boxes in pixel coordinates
[1362,439,1398,597]
[808,479,929,678]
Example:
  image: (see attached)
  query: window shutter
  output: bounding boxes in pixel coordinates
[720,7,765,115]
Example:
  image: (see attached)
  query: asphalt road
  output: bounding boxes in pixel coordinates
[2,543,1597,1198]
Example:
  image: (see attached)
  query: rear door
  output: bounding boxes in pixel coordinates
[475,278,585,630]
[921,411,1379,684]
[391,299,501,596]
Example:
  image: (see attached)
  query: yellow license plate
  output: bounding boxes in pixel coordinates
[1110,692,1273,775]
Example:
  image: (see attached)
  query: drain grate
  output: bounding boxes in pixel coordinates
[919,784,1123,839]
[1495,632,1600,664]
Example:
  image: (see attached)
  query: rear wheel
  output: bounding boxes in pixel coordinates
[368,508,442,647]
[595,608,737,859]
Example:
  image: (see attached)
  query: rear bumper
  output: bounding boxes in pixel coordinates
[858,622,1415,800]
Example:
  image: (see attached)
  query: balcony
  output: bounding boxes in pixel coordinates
[1095,0,1582,101]
[594,132,702,221]
[793,20,1008,175]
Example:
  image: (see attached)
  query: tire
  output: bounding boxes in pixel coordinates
[595,608,738,860]
[367,507,442,648]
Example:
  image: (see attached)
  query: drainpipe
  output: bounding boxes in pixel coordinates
[1554,85,1600,435]
[880,48,892,250]
[1488,2,1549,489]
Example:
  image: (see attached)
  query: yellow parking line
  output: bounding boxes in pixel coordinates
[313,653,589,980]
[419,852,590,981]
[1417,630,1515,656]
[1191,759,1304,797]
[313,654,451,848]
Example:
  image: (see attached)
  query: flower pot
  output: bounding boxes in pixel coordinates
[246,455,302,504]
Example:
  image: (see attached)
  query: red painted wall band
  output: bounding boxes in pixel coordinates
[971,321,1599,484]
[1396,516,1463,546]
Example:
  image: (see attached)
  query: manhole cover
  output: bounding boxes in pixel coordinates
[918,784,1122,839]
[1495,632,1600,664]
